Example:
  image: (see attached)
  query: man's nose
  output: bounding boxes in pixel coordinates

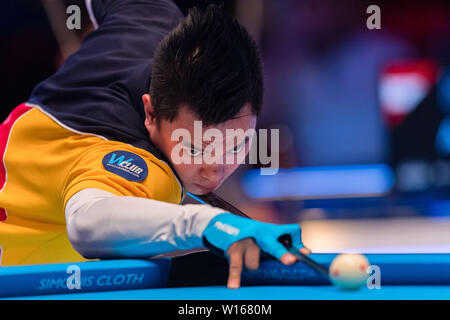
[200,164,225,186]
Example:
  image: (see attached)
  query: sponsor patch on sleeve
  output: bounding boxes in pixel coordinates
[102,151,148,182]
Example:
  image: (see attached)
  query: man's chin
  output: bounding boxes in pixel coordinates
[185,186,208,196]
[186,184,210,195]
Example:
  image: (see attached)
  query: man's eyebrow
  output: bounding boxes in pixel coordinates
[180,141,203,151]
[225,136,250,152]
[231,113,252,120]
[241,136,250,144]
[181,137,250,152]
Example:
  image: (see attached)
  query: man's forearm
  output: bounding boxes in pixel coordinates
[65,188,226,259]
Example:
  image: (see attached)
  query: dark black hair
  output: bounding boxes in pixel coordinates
[150,4,263,126]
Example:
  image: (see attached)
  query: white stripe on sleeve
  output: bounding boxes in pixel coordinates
[65,188,226,259]
[85,0,99,29]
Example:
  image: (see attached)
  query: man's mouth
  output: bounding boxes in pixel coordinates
[194,183,218,193]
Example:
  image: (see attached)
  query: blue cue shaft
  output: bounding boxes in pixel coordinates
[277,234,329,277]
[187,192,330,278]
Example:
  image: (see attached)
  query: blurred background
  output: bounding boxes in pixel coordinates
[2,0,450,253]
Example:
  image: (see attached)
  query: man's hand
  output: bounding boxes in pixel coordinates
[201,213,311,289]
[226,238,311,289]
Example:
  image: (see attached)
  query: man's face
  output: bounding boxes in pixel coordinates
[143,94,257,195]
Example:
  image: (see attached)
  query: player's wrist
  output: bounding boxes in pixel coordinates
[201,213,257,256]
[202,214,305,261]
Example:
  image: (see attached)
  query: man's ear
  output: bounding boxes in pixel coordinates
[142,94,156,130]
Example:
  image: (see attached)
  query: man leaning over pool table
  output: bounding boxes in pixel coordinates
[0,0,309,288]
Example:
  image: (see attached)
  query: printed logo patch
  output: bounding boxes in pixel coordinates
[102,151,148,182]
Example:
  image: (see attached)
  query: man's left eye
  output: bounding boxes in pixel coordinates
[188,147,201,156]
[231,144,243,153]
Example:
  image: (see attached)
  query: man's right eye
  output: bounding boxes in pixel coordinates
[187,147,201,157]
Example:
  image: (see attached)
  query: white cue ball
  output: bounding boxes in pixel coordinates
[329,254,370,290]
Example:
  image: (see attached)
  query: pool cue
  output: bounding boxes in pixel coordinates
[187,192,330,277]
[278,234,329,277]
[189,192,250,218]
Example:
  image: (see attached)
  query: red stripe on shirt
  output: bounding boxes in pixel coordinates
[0,103,33,222]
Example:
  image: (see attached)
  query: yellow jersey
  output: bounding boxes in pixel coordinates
[0,103,183,266]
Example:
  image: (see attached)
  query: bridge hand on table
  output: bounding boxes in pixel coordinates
[202,213,311,289]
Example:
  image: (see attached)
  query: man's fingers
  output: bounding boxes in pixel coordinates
[244,241,260,270]
[227,243,244,289]
[280,252,297,265]
[300,247,312,255]
[281,245,310,264]
[225,238,307,289]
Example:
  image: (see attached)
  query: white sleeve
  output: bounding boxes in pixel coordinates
[65,188,227,259]
[85,0,99,29]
